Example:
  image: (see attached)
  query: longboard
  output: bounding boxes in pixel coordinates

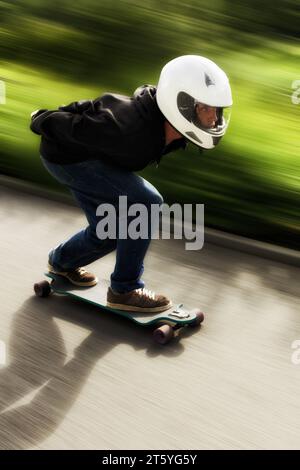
[33,272,204,344]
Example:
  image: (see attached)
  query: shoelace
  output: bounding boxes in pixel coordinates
[74,267,87,275]
[136,288,156,300]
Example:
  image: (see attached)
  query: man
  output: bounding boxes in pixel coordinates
[30,55,232,313]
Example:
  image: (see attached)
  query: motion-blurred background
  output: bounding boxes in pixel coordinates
[0,0,299,248]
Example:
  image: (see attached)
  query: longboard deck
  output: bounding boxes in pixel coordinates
[45,272,199,327]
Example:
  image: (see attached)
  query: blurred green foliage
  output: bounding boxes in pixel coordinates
[0,0,299,248]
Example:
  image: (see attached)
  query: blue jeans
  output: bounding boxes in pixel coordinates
[40,156,163,293]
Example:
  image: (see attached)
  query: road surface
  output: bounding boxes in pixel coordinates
[0,184,299,450]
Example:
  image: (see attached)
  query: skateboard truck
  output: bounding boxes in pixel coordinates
[168,303,191,319]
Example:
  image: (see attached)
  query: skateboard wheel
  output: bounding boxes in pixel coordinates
[34,280,51,298]
[153,324,174,345]
[191,310,205,327]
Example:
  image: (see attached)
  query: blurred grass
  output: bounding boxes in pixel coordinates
[0,0,299,249]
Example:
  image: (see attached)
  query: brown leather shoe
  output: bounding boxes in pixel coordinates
[107,287,172,313]
[48,263,98,287]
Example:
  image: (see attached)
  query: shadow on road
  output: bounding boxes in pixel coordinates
[0,293,196,449]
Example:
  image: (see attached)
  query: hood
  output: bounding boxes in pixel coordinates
[133,84,165,123]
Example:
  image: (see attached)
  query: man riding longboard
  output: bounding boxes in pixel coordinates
[30,55,232,314]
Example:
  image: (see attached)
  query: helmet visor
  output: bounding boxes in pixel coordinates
[193,102,231,136]
[177,91,231,137]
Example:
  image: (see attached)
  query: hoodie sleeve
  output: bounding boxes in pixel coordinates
[30,109,58,137]
[58,99,95,114]
[30,100,121,148]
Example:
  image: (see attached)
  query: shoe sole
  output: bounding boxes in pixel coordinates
[64,276,98,287]
[106,301,173,313]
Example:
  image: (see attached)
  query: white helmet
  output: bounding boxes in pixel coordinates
[156,55,232,149]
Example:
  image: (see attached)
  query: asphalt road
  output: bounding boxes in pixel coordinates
[0,185,299,450]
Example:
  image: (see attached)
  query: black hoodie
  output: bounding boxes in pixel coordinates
[30,85,186,171]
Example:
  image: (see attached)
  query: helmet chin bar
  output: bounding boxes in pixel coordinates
[185,131,203,145]
[184,129,220,149]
